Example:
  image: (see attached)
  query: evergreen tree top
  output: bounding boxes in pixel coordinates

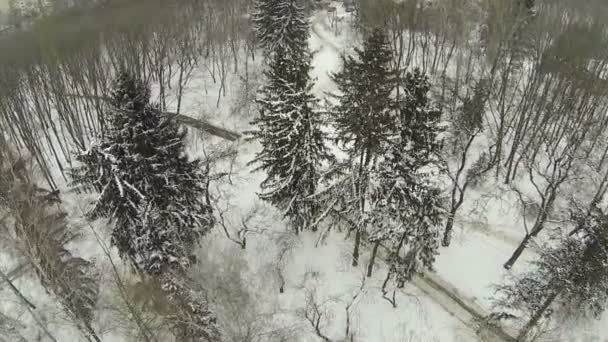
[330,28,396,158]
[356,28,394,68]
[253,0,310,57]
[111,71,151,112]
[401,69,432,108]
[396,68,444,168]
[454,79,488,135]
[248,34,331,233]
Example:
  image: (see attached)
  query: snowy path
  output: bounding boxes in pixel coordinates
[311,13,343,54]
[371,239,518,342]
[309,13,343,98]
[454,218,524,247]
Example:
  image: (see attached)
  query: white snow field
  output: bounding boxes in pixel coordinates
[2,2,608,342]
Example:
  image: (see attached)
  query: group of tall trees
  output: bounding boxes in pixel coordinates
[0,1,263,341]
[249,0,608,340]
[0,68,225,342]
[250,0,446,294]
[3,0,608,340]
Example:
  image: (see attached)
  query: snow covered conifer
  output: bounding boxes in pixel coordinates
[251,0,331,234]
[0,153,101,341]
[328,28,396,267]
[370,69,446,281]
[397,69,444,167]
[493,204,608,341]
[249,48,331,234]
[331,28,395,159]
[71,71,214,275]
[252,0,309,56]
[71,72,220,340]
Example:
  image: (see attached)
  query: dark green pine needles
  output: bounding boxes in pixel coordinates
[71,72,214,275]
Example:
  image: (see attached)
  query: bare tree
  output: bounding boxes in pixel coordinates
[192,237,298,342]
[504,149,581,269]
[0,268,58,342]
[0,150,101,341]
[301,287,334,342]
[442,80,494,246]
[0,311,27,342]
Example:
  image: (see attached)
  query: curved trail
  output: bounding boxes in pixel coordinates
[311,12,343,54]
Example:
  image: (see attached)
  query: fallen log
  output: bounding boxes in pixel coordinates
[65,94,243,141]
[163,112,242,141]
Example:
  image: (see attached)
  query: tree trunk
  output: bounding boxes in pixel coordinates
[353,148,368,268]
[352,229,361,267]
[0,269,36,310]
[0,270,57,342]
[504,233,531,269]
[176,64,185,115]
[367,241,381,277]
[442,213,456,247]
[517,290,560,341]
[84,322,102,342]
[506,192,555,269]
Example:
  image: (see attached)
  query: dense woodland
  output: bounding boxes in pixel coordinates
[1,0,608,341]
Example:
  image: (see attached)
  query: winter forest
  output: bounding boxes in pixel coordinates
[1,0,608,341]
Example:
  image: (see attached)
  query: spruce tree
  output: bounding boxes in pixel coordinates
[493,204,608,341]
[253,0,310,56]
[370,69,446,281]
[331,29,395,160]
[71,72,220,340]
[329,28,395,267]
[71,72,214,274]
[249,47,331,233]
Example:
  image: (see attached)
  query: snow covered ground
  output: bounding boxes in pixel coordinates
[2,2,608,342]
